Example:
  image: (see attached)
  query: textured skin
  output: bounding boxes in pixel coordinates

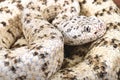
[0,0,106,80]
[50,0,120,80]
[0,0,64,80]
[0,0,22,49]
[57,16,106,45]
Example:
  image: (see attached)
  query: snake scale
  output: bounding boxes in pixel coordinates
[50,0,120,80]
[2,0,119,80]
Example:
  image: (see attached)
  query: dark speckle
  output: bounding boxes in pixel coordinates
[4,61,9,66]
[54,7,57,11]
[26,14,30,17]
[103,0,107,2]
[113,44,117,48]
[14,58,21,63]
[0,8,3,12]
[109,6,113,10]
[45,52,48,55]
[40,25,44,28]
[111,39,115,43]
[109,23,113,26]
[41,62,48,72]
[60,36,63,42]
[51,36,55,39]
[71,0,74,2]
[117,69,120,80]
[117,23,120,26]
[44,34,47,37]
[26,20,30,23]
[36,45,43,50]
[103,41,108,45]
[82,0,86,4]
[4,54,8,58]
[94,55,99,59]
[94,32,97,34]
[55,0,58,2]
[1,21,6,26]
[97,71,107,78]
[63,22,69,27]
[99,13,103,16]
[92,0,96,4]
[102,9,106,12]
[73,35,77,39]
[107,11,111,14]
[46,9,49,13]
[66,28,71,32]
[15,76,26,80]
[95,13,98,16]
[39,54,46,58]
[17,4,23,10]
[106,27,109,30]
[33,52,38,56]
[72,21,75,23]
[71,7,76,12]
[64,1,69,5]
[41,66,46,71]
[101,66,106,71]
[113,25,117,29]
[2,39,6,44]
[97,2,101,5]
[45,72,49,77]
[70,76,77,80]
[84,26,91,32]
[11,66,16,73]
[93,66,99,70]
[78,34,81,37]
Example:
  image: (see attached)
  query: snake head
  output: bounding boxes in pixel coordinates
[58,16,106,45]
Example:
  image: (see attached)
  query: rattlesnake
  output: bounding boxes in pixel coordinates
[0,0,106,80]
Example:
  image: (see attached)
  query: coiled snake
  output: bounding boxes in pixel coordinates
[0,0,106,80]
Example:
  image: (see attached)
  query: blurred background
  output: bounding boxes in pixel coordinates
[113,0,120,8]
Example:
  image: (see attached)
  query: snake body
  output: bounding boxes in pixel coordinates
[51,0,120,80]
[0,0,106,80]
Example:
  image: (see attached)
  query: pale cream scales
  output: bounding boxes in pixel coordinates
[0,0,106,80]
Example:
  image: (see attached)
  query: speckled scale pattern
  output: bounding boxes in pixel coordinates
[0,0,107,80]
[0,0,23,49]
[51,0,120,80]
[57,16,106,45]
[0,0,64,80]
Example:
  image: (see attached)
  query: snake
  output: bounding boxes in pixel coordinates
[50,0,120,80]
[0,0,106,80]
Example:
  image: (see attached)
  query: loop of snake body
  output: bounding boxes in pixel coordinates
[50,0,120,80]
[0,0,106,80]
